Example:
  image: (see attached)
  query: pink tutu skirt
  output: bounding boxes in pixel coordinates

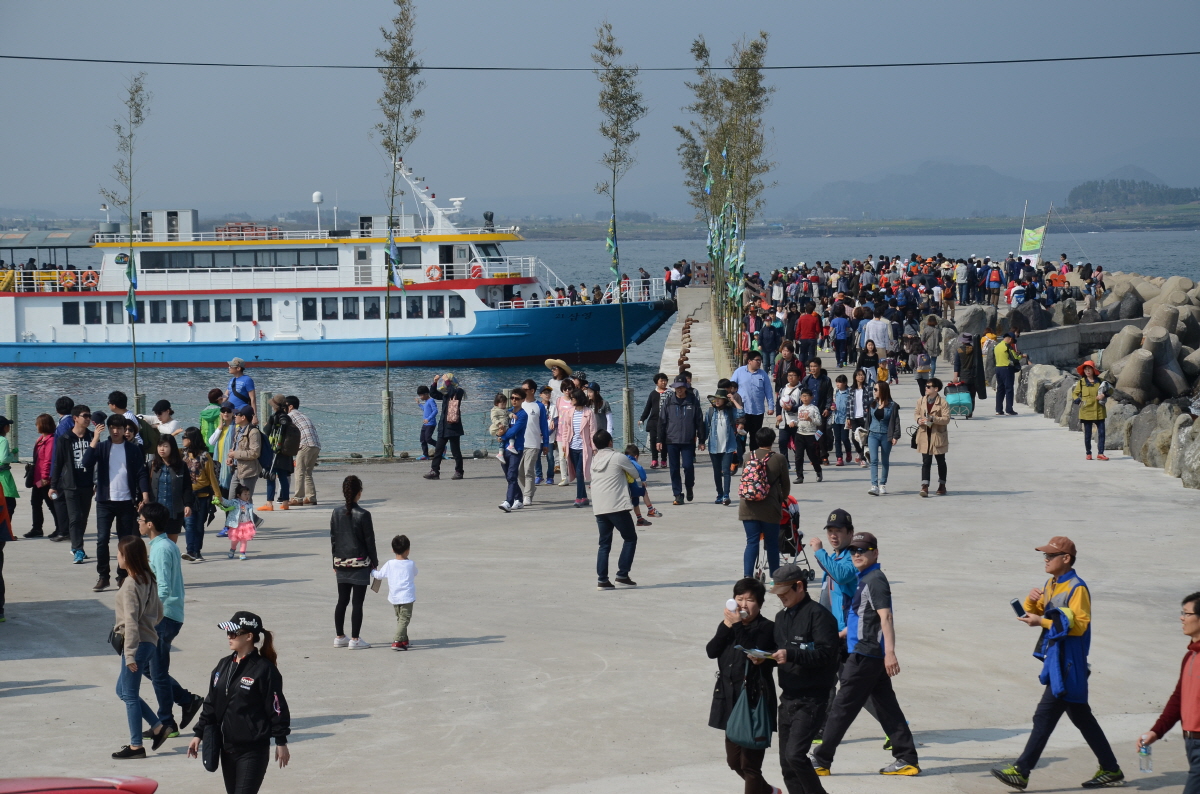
[228,521,256,542]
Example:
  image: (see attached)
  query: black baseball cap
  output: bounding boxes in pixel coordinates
[218,610,264,634]
[824,508,852,531]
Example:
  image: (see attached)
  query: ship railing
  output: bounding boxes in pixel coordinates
[100,266,343,292]
[495,278,666,309]
[0,269,104,293]
[93,226,520,244]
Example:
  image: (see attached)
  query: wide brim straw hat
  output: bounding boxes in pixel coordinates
[545,358,573,376]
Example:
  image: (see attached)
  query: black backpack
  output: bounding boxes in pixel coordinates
[270,414,302,457]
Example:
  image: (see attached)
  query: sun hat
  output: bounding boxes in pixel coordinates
[707,388,729,403]
[1076,360,1099,376]
[545,358,573,377]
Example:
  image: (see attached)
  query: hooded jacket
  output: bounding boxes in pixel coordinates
[659,391,706,446]
[588,447,639,515]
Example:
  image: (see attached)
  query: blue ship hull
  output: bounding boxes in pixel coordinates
[0,299,675,368]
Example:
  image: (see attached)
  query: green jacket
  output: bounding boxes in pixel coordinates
[1072,378,1108,421]
[199,403,222,453]
[0,436,17,498]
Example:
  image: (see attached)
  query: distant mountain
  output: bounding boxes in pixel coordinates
[786,162,1075,221]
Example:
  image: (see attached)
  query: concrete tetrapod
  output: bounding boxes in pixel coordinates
[1142,326,1189,398]
[1143,305,1180,334]
[1102,325,1143,375]
[1114,348,1157,405]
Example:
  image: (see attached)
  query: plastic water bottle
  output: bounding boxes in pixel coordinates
[1138,739,1152,773]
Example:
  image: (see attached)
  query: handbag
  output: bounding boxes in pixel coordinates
[107,627,124,654]
[725,660,773,750]
[333,556,371,568]
[24,462,35,489]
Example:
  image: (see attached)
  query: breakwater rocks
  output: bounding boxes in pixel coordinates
[1016,363,1200,489]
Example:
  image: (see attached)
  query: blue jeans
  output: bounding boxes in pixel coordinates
[502,449,523,505]
[868,432,892,487]
[1185,737,1200,794]
[743,519,780,579]
[831,425,850,459]
[117,641,164,747]
[596,510,637,582]
[833,338,848,366]
[143,616,195,722]
[958,283,969,304]
[666,443,695,499]
[183,499,209,558]
[265,471,290,503]
[709,452,733,499]
[569,448,587,500]
[1082,420,1106,456]
[798,339,817,365]
[535,444,555,481]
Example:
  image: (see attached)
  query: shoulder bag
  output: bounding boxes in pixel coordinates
[725,660,773,750]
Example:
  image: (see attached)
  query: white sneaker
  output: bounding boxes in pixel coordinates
[522,496,532,506]
[558,479,569,487]
[512,500,523,510]
[498,501,511,513]
[334,636,350,648]
[348,638,371,650]
[879,484,888,495]
[867,486,879,496]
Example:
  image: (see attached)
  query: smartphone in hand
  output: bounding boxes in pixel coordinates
[1010,598,1027,618]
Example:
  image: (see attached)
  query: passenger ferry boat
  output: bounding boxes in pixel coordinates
[0,166,674,368]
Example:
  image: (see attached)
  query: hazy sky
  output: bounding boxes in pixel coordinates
[3,0,1200,219]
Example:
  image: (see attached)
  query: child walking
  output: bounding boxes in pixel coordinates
[624,445,660,526]
[216,485,258,560]
[417,385,438,460]
[372,534,417,651]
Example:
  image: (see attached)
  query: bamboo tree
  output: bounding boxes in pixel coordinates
[593,20,648,448]
[100,72,151,404]
[673,37,722,226]
[375,0,424,457]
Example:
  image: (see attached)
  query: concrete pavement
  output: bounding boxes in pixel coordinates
[1,396,1197,793]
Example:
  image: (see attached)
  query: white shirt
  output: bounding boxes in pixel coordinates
[523,400,544,449]
[108,441,131,501]
[372,558,417,605]
[932,285,943,303]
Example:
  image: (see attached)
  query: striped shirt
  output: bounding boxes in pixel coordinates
[288,410,320,449]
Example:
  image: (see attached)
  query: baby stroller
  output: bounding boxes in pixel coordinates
[753,495,816,584]
[945,380,973,419]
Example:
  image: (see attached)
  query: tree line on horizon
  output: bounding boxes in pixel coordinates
[1068,179,1200,211]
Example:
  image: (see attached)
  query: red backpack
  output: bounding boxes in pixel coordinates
[738,451,774,501]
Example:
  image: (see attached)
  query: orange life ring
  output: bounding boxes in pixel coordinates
[58,271,78,289]
[81,270,100,288]
[425,265,443,282]
[469,263,483,279]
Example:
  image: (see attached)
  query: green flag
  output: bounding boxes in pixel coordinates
[605,215,618,276]
[1021,225,1045,252]
[124,252,138,320]
[703,150,713,196]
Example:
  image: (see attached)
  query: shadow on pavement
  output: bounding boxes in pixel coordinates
[0,599,117,660]
[186,578,312,589]
[409,635,505,650]
[0,679,98,698]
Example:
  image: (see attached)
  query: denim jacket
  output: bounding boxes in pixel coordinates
[832,389,851,425]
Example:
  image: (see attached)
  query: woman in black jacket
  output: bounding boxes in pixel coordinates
[330,475,378,648]
[188,610,290,794]
[149,434,195,542]
[638,373,669,469]
[424,373,466,480]
[707,577,779,794]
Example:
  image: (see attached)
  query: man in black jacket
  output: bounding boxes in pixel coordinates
[48,405,97,564]
[83,415,150,591]
[770,562,838,794]
[657,379,706,506]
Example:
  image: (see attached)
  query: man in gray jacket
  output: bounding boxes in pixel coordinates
[589,430,641,590]
[658,378,707,505]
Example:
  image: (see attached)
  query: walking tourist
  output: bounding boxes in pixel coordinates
[589,429,640,590]
[285,396,320,502]
[149,434,194,541]
[87,415,150,591]
[0,416,17,528]
[110,534,171,759]
[50,404,95,563]
[137,502,203,738]
[331,475,378,649]
[224,357,258,419]
[865,382,900,496]
[623,445,658,525]
[1137,591,1200,793]
[706,577,780,794]
[187,611,291,794]
[260,395,295,510]
[991,536,1124,790]
[372,534,417,651]
[810,531,921,777]
[498,388,528,513]
[704,388,739,505]
[45,395,75,540]
[659,377,706,505]
[423,374,465,480]
[199,388,223,452]
[993,332,1020,416]
[209,403,235,498]
[217,485,258,561]
[181,426,217,563]
[417,385,437,460]
[739,428,788,579]
[24,413,54,538]
[731,352,774,451]
[776,368,803,480]
[829,376,851,467]
[1072,360,1110,460]
[953,333,983,417]
[639,373,670,469]
[559,389,596,507]
[791,390,824,485]
[535,386,557,485]
[914,378,949,497]
[519,381,550,506]
[227,406,263,501]
[846,370,869,467]
[768,562,839,794]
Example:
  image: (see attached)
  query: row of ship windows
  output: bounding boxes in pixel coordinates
[59,295,467,325]
[137,248,423,270]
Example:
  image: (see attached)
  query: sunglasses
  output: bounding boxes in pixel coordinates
[848,546,874,555]
[1043,552,1067,560]
[226,630,251,638]
[79,412,92,419]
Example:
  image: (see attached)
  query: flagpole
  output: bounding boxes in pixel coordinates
[1038,202,1053,265]
[1017,199,1028,259]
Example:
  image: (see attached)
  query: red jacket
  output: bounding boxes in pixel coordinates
[1151,641,1200,736]
[33,433,53,484]
[795,313,821,340]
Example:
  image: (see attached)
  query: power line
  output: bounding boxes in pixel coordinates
[1,50,1199,72]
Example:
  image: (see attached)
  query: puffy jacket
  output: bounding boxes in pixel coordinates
[32,434,53,485]
[1072,378,1109,421]
[329,504,378,568]
[1028,570,1092,703]
[707,616,778,730]
[588,447,638,515]
[192,649,291,747]
[659,392,706,446]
